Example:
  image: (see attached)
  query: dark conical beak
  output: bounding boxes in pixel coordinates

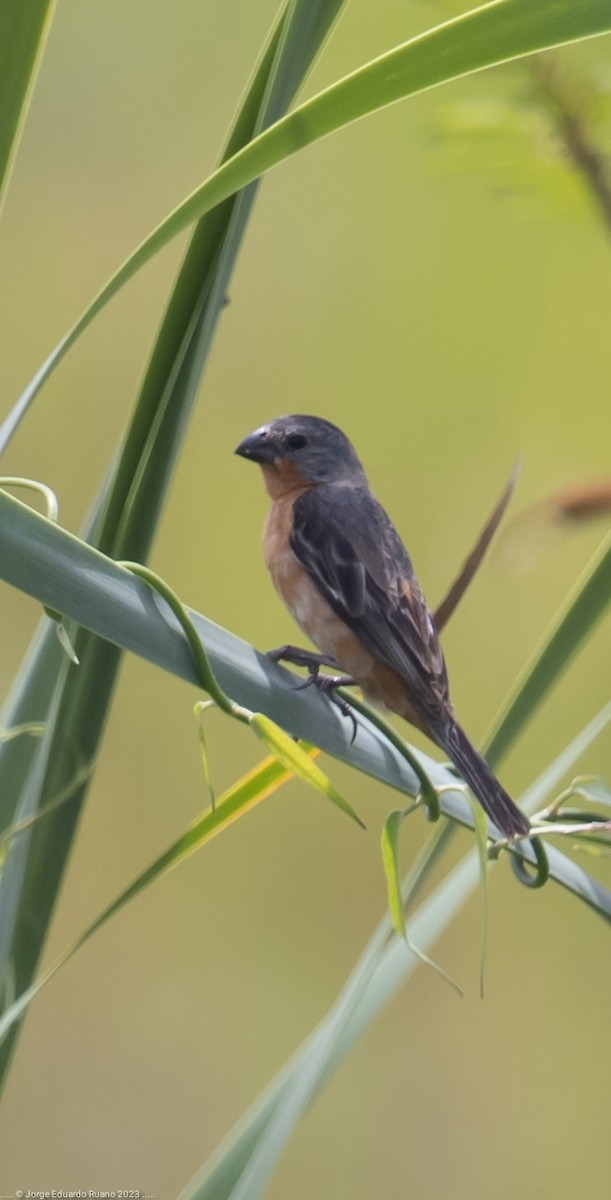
[234,427,277,464]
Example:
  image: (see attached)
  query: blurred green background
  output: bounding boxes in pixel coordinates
[0,1,610,1196]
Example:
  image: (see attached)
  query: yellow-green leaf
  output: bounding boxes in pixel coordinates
[381,809,409,938]
[249,712,365,829]
[0,750,306,1043]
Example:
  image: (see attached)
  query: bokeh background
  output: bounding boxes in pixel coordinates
[0,1,610,1196]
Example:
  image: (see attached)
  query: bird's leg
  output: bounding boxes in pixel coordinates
[311,673,359,744]
[267,645,359,742]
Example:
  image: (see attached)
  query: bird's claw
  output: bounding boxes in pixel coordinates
[310,672,359,744]
[267,645,358,742]
[267,644,340,671]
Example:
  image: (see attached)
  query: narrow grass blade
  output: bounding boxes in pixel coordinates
[194,701,217,809]
[0,0,53,213]
[179,705,611,1200]
[0,0,342,832]
[4,0,611,443]
[434,459,519,631]
[381,810,462,991]
[93,1,346,562]
[465,796,490,998]
[380,808,411,937]
[0,0,351,1090]
[0,1,605,1075]
[485,532,611,765]
[0,752,304,1044]
[0,620,64,835]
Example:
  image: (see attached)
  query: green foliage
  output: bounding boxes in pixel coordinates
[178,706,610,1200]
[4,0,611,446]
[485,531,611,764]
[0,751,311,1042]
[0,0,349,1084]
[0,0,51,210]
[432,49,611,223]
[0,0,610,1194]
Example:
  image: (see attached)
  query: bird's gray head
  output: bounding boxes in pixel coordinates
[234,415,367,485]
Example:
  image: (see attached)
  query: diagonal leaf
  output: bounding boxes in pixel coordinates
[0,1,311,837]
[0,0,53,213]
[4,0,611,445]
[0,489,426,804]
[434,459,519,631]
[250,714,365,829]
[0,0,351,1090]
[485,531,611,765]
[0,752,308,1045]
[178,704,611,1200]
[92,0,347,562]
[1,488,609,840]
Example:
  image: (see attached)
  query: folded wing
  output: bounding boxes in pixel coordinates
[290,484,450,722]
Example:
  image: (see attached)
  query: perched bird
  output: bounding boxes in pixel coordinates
[235,415,529,839]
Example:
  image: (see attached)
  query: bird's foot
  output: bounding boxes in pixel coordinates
[267,644,340,671]
[301,671,359,744]
[267,645,358,742]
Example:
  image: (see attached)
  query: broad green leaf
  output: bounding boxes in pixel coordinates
[0,0,609,1098]
[5,0,611,445]
[0,0,350,1090]
[0,489,426,803]
[91,0,346,562]
[250,713,365,829]
[1,488,608,841]
[0,0,53,213]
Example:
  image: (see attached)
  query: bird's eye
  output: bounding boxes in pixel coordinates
[286,434,308,451]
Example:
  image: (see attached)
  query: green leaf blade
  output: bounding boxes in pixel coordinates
[250,713,365,829]
[5,0,611,445]
[0,0,53,213]
[381,809,409,938]
[485,533,611,765]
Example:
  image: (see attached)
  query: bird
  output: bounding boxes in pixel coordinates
[235,414,529,840]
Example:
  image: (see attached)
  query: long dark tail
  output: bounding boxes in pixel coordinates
[437,720,529,839]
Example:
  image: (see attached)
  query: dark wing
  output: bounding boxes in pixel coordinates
[290,484,449,716]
